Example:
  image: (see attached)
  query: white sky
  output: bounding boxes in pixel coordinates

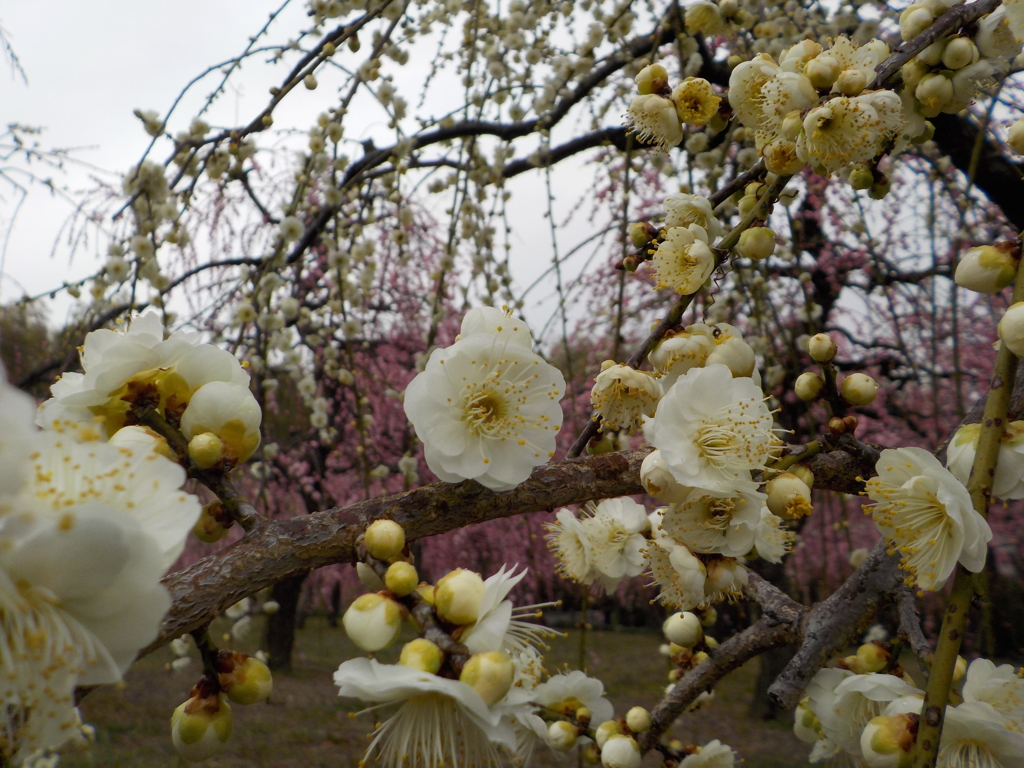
[1,0,608,337]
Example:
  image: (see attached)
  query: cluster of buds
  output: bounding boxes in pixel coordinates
[625,64,723,151]
[660,609,719,703]
[343,520,413,651]
[795,333,878,433]
[170,650,273,762]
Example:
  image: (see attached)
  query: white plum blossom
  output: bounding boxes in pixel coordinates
[641,450,695,504]
[946,422,1024,500]
[646,537,707,609]
[546,508,594,583]
[938,701,1024,768]
[651,224,716,295]
[962,658,1024,733]
[659,488,763,557]
[334,658,519,768]
[663,193,722,240]
[751,508,793,563]
[460,565,551,655]
[404,308,564,491]
[652,364,776,495]
[590,363,661,430]
[795,91,904,176]
[519,670,614,741]
[180,381,263,465]
[649,327,716,392]
[680,741,737,768]
[866,447,992,591]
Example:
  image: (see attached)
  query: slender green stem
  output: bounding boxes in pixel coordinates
[910,257,1024,768]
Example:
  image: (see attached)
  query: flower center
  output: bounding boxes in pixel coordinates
[696,423,740,466]
[462,389,507,436]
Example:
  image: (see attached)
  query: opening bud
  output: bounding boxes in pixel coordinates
[625,706,652,733]
[399,638,444,674]
[635,63,670,95]
[601,735,642,768]
[806,55,841,89]
[915,73,953,116]
[385,561,419,596]
[547,720,579,751]
[900,6,934,40]
[835,68,867,96]
[193,501,233,544]
[459,651,514,705]
[860,714,918,768]
[856,642,891,673]
[663,612,704,648]
[955,243,1020,294]
[434,569,486,625]
[217,651,274,705]
[840,373,878,406]
[342,593,403,651]
[941,36,977,69]
[628,221,657,248]
[794,371,824,401]
[171,690,233,762]
[766,472,813,519]
[364,519,406,561]
[807,333,837,362]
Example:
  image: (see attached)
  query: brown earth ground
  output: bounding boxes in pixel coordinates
[62,616,812,768]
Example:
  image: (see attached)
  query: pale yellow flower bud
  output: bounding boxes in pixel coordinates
[915,73,953,115]
[635,63,669,95]
[700,607,718,626]
[399,638,444,674]
[840,373,878,406]
[999,302,1024,356]
[364,519,406,561]
[189,432,225,469]
[547,721,579,751]
[384,561,419,596]
[219,654,274,705]
[434,568,486,624]
[601,735,641,768]
[342,593,402,651]
[850,167,875,191]
[856,642,890,673]
[794,371,824,401]
[171,693,233,762]
[806,56,841,89]
[685,1,728,36]
[736,227,776,261]
[900,7,934,41]
[193,501,231,544]
[780,111,804,142]
[941,36,977,69]
[807,333,837,362]
[595,720,622,748]
[860,714,916,768]
[901,60,930,92]
[955,244,1019,294]
[663,611,703,647]
[459,651,514,705]
[835,69,867,96]
[766,472,813,519]
[1009,118,1024,155]
[625,706,652,733]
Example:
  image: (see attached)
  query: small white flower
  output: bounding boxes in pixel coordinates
[660,488,763,557]
[751,507,793,563]
[679,740,737,768]
[651,225,716,295]
[652,364,776,495]
[590,362,661,430]
[728,55,781,130]
[459,565,551,655]
[280,216,305,242]
[962,658,1024,733]
[866,447,992,591]
[938,701,1024,768]
[646,537,707,610]
[626,94,683,150]
[663,193,722,240]
[546,509,594,583]
[796,92,904,175]
[584,498,649,582]
[404,310,564,492]
[334,658,518,768]
[648,326,716,392]
[520,670,614,740]
[946,421,1024,500]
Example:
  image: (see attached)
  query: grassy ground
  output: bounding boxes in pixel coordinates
[62,616,811,768]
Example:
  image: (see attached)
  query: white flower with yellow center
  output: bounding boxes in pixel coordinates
[649,326,716,392]
[404,310,565,491]
[0,504,171,764]
[651,224,716,295]
[751,507,793,563]
[962,658,1024,733]
[779,40,823,73]
[795,92,904,176]
[652,364,775,495]
[334,658,518,768]
[754,71,817,151]
[663,194,723,240]
[625,94,683,150]
[584,497,649,584]
[728,55,781,130]
[659,488,763,557]
[938,701,1024,768]
[519,670,615,741]
[645,537,707,610]
[866,447,991,591]
[824,37,889,94]
[546,508,595,583]
[671,78,721,127]
[702,556,748,604]
[23,432,200,569]
[590,362,661,430]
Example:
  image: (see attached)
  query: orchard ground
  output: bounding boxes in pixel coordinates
[65,617,815,768]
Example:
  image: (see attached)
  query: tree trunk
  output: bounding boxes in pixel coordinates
[748,560,797,721]
[264,573,308,672]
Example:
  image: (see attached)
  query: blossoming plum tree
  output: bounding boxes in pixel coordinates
[7,0,1024,765]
